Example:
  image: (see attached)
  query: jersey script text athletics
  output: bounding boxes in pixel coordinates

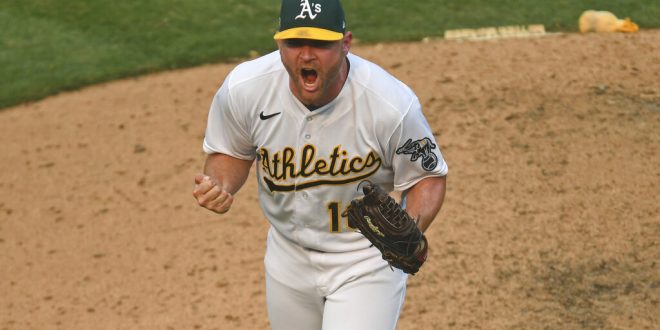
[259,144,382,192]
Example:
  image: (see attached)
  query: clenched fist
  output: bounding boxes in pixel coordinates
[192,174,234,214]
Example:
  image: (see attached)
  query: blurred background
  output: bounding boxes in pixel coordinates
[1,0,658,109]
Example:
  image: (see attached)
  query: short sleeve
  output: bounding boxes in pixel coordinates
[202,78,256,160]
[390,97,448,191]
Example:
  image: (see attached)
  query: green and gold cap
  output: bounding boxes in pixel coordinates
[274,0,346,41]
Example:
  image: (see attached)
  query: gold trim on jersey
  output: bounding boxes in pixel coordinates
[259,144,382,192]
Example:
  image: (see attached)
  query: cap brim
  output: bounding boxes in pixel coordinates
[274,27,344,41]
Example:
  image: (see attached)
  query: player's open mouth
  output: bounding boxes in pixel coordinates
[301,68,318,88]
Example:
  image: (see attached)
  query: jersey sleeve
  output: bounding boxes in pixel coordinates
[389,97,448,191]
[202,78,257,160]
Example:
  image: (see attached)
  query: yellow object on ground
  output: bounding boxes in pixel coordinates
[579,10,639,33]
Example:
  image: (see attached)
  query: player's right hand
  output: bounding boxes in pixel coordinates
[193,174,234,214]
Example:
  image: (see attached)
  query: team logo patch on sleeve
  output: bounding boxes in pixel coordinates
[396,137,439,171]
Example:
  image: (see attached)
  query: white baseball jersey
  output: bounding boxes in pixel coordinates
[203,51,448,253]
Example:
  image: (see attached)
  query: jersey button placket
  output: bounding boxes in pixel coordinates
[300,192,311,229]
[303,113,315,140]
[298,116,314,231]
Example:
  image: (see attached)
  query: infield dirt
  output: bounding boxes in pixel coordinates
[1,31,659,330]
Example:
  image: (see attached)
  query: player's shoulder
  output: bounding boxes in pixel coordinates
[347,53,418,113]
[225,51,285,89]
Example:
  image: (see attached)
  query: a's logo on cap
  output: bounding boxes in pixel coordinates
[295,0,322,20]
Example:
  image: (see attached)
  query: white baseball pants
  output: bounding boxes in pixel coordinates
[264,228,408,330]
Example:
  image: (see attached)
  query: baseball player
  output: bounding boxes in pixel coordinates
[193,0,448,329]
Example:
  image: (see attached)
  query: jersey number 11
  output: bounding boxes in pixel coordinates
[327,202,354,233]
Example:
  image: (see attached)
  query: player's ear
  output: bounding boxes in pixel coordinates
[341,32,353,54]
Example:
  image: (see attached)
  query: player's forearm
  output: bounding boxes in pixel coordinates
[203,153,253,195]
[405,176,447,232]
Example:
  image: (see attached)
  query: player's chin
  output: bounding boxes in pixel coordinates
[298,91,324,108]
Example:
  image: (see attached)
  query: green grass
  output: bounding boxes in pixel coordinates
[1,0,658,109]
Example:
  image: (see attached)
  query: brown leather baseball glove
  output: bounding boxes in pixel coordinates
[343,181,428,275]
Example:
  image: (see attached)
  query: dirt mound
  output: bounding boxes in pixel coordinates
[1,31,658,330]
